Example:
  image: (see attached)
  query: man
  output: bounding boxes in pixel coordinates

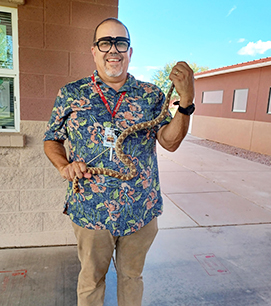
[44,18,194,306]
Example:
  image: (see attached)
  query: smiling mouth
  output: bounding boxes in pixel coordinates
[107,59,121,63]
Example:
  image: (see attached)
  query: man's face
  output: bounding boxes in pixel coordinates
[91,21,133,84]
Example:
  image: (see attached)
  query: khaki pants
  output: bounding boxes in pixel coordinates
[72,218,158,306]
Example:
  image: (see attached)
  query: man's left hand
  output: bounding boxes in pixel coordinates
[169,61,195,108]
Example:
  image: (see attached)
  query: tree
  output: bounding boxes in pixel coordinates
[188,62,209,74]
[151,61,209,95]
[151,61,177,95]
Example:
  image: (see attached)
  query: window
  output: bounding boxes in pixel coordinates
[267,88,271,114]
[202,90,223,104]
[0,6,19,132]
[232,89,248,113]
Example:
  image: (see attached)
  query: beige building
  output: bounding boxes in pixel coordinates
[0,0,118,248]
[192,57,271,155]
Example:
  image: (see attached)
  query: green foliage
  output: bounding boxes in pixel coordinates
[151,61,177,95]
[188,62,209,73]
[151,61,209,95]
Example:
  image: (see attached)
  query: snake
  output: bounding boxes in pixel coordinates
[72,83,175,193]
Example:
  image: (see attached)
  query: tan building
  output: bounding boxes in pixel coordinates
[0,0,118,247]
[192,57,271,156]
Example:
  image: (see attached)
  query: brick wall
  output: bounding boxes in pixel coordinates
[0,0,118,248]
[19,0,118,121]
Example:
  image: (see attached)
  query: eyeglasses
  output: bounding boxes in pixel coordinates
[94,36,130,53]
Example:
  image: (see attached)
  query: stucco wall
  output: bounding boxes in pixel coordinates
[192,65,271,155]
[0,0,118,248]
[191,116,271,155]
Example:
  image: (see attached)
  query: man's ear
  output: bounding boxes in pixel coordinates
[91,46,96,63]
[129,47,133,62]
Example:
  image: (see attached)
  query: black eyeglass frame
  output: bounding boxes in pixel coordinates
[93,36,131,53]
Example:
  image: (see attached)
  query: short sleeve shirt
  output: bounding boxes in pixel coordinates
[44,71,172,236]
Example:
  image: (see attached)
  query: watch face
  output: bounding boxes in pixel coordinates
[187,104,195,115]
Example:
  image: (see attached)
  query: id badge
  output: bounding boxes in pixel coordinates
[103,127,118,148]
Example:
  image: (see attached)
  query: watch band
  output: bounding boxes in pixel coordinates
[176,103,195,115]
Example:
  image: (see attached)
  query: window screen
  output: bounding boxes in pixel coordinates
[0,11,13,70]
[202,91,223,104]
[0,77,14,128]
[232,89,248,113]
[0,7,18,131]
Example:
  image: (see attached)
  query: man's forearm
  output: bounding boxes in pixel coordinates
[157,111,190,152]
[157,61,194,152]
[44,140,69,172]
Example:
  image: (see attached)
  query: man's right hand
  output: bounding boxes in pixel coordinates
[59,161,89,181]
[44,140,92,181]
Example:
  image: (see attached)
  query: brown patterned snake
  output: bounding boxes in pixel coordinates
[73,83,175,193]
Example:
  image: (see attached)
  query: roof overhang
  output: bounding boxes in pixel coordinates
[195,60,271,79]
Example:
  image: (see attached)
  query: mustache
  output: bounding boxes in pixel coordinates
[105,52,122,59]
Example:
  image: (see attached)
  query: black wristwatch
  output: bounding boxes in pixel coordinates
[173,101,195,115]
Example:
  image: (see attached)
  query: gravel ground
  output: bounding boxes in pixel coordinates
[187,138,271,167]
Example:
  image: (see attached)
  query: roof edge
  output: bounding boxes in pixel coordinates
[195,57,271,79]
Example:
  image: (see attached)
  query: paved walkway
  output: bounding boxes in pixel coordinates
[1,135,271,305]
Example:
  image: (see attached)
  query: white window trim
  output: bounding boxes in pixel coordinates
[0,5,20,132]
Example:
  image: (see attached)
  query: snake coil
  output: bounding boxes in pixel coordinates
[73,83,175,193]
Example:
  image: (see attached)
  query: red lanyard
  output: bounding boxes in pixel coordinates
[91,74,126,119]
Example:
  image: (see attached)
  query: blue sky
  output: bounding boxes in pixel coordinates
[118,0,271,82]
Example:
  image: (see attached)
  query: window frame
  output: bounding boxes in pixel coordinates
[267,87,271,115]
[232,88,249,113]
[0,5,20,132]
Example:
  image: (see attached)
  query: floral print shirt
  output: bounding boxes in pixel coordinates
[44,71,172,236]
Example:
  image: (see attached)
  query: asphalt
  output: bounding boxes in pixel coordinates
[1,135,271,306]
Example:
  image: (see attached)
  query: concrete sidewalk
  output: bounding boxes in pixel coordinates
[1,135,271,306]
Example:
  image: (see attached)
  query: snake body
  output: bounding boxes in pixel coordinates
[73,83,175,193]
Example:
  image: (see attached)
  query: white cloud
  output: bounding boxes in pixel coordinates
[238,40,271,56]
[135,74,149,82]
[238,38,245,43]
[146,66,161,71]
[128,66,138,71]
[226,5,237,17]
